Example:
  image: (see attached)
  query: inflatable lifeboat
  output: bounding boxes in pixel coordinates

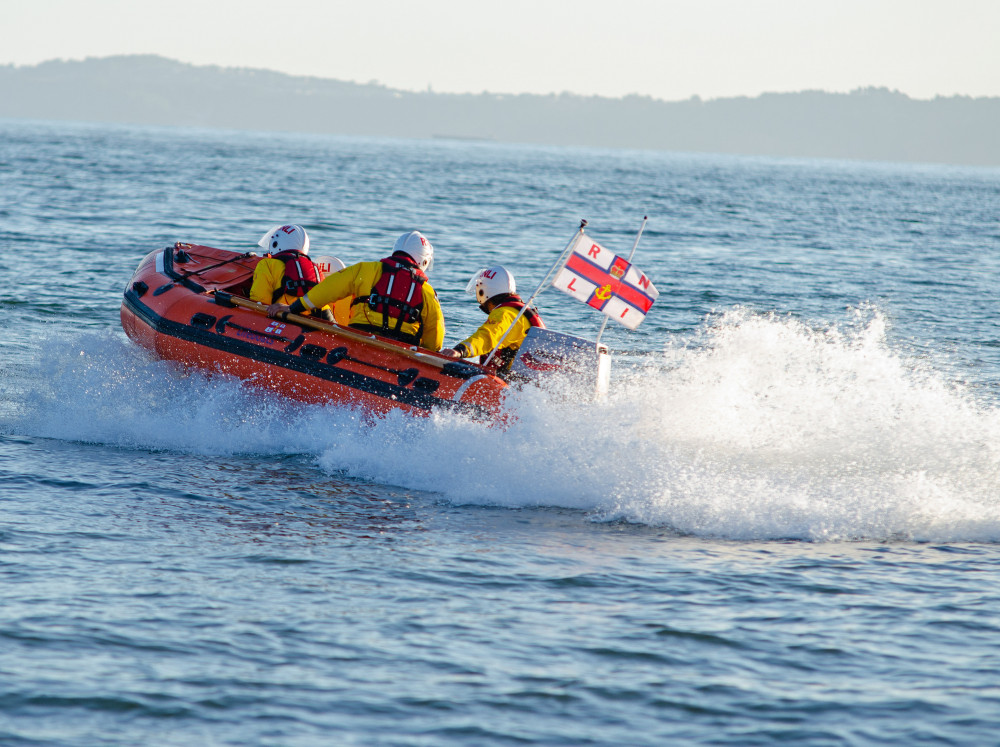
[120,243,610,421]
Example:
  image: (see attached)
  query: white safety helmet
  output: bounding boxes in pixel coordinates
[313,255,346,277]
[392,230,434,272]
[466,265,516,305]
[258,224,310,255]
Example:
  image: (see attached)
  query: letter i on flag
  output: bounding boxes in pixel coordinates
[551,233,658,329]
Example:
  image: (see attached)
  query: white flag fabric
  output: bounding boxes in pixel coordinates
[552,234,658,330]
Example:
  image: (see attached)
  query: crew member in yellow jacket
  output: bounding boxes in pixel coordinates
[250,224,347,324]
[267,231,445,351]
[443,265,545,370]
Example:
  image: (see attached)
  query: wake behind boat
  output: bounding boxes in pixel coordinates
[120,242,610,420]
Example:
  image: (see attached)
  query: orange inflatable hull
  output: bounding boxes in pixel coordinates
[120,243,508,420]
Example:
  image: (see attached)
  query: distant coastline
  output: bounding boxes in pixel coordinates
[1,55,998,166]
[431,134,496,142]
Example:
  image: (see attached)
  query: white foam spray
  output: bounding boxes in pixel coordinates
[8,311,1000,542]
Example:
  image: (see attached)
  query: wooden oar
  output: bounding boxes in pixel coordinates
[214,291,456,371]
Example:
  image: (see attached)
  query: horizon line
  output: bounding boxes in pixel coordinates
[4,53,998,106]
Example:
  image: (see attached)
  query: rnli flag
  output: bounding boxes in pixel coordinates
[551,234,658,330]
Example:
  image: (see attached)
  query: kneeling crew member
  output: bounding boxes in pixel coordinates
[442,265,544,369]
[267,230,445,351]
[250,224,339,323]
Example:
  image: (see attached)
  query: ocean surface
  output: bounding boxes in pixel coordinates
[2,118,1000,746]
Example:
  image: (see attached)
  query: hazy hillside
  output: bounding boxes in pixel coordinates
[1,55,998,166]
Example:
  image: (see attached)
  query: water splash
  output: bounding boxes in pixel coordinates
[329,306,1000,542]
[7,311,1000,542]
[539,306,1000,542]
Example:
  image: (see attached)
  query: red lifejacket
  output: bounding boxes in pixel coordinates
[270,250,321,301]
[353,254,427,342]
[493,295,546,330]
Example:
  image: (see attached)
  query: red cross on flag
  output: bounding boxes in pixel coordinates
[551,233,658,329]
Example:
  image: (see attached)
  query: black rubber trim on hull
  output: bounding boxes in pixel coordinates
[122,290,490,418]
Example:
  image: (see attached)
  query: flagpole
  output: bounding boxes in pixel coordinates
[482,219,588,367]
[594,216,648,348]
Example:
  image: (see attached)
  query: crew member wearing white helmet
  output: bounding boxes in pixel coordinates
[267,230,445,351]
[250,224,338,322]
[442,265,545,369]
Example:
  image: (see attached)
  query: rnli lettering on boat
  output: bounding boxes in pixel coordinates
[234,328,279,346]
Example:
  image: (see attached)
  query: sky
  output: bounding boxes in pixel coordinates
[5,0,999,101]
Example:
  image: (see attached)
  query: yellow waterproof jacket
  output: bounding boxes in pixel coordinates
[455,303,535,359]
[298,260,445,351]
[250,257,347,324]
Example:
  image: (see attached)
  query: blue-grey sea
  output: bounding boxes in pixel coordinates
[2,118,1000,746]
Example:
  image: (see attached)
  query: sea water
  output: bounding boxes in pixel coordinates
[2,118,1000,745]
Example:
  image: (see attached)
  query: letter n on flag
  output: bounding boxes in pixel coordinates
[551,234,658,329]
